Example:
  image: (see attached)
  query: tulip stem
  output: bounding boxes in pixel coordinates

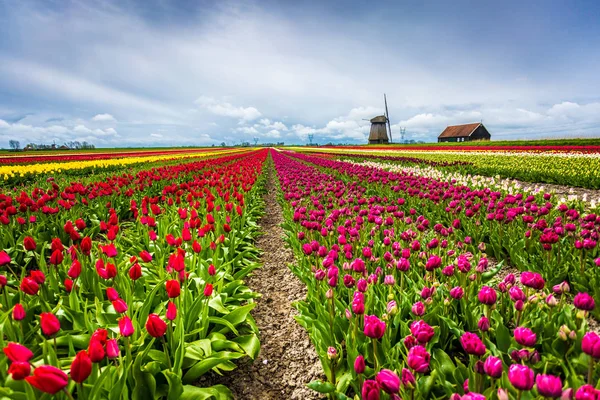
[2,288,9,309]
[78,383,85,399]
[161,336,172,371]
[63,388,75,400]
[588,357,595,385]
[372,339,379,372]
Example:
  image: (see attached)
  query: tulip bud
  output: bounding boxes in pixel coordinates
[106,339,119,359]
[354,354,365,374]
[478,316,490,332]
[326,288,334,299]
[497,388,509,400]
[327,347,337,360]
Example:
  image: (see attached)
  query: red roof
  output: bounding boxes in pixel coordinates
[438,123,481,138]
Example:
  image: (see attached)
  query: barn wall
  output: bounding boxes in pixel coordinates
[470,126,491,141]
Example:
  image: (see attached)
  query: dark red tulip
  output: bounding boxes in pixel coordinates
[70,350,92,383]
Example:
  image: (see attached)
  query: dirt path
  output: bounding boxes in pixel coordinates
[201,164,322,399]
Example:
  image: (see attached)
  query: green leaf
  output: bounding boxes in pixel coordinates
[307,380,336,393]
[163,370,184,400]
[233,334,260,359]
[180,384,233,400]
[496,323,511,353]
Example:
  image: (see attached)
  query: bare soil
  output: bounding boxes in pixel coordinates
[199,165,322,399]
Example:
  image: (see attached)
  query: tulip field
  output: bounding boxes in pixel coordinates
[1,145,600,399]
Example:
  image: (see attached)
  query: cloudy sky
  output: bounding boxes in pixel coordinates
[0,0,599,147]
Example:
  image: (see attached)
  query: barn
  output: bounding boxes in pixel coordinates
[437,123,491,143]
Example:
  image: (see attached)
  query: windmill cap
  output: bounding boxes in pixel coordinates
[370,115,387,123]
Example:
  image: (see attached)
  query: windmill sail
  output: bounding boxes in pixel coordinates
[384,94,392,143]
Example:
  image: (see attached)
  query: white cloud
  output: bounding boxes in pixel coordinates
[150,133,163,138]
[195,96,261,122]
[92,113,116,122]
[104,127,118,135]
[266,129,281,138]
[0,119,10,129]
[235,126,259,135]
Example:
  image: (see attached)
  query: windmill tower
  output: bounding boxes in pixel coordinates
[368,94,393,144]
[308,133,314,145]
[400,127,406,143]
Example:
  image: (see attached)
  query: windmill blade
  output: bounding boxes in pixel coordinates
[384,93,393,143]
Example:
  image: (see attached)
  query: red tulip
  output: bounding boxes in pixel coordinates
[483,356,503,379]
[30,270,45,285]
[64,279,74,292]
[100,244,117,258]
[106,287,119,301]
[75,218,86,231]
[106,339,119,359]
[166,301,177,321]
[208,264,216,276]
[40,312,60,337]
[8,361,31,380]
[112,299,128,313]
[12,303,26,320]
[20,277,39,295]
[165,279,181,298]
[139,250,152,263]
[192,240,202,253]
[49,249,64,266]
[203,283,213,297]
[407,345,430,373]
[508,364,535,391]
[535,374,563,398]
[67,260,82,279]
[119,316,134,337]
[354,354,365,374]
[88,340,105,363]
[25,365,69,394]
[91,328,108,345]
[364,315,386,339]
[410,320,434,344]
[574,292,595,312]
[80,237,92,255]
[145,314,167,337]
[3,342,34,362]
[361,380,381,400]
[0,274,6,288]
[70,350,92,383]
[582,332,600,359]
[23,237,37,251]
[460,332,486,356]
[376,369,400,394]
[0,250,11,266]
[514,327,537,347]
[129,263,142,280]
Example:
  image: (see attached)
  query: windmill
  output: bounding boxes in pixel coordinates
[400,127,406,143]
[367,94,393,144]
[308,133,314,145]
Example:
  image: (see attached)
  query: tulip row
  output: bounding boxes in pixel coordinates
[295,147,600,189]
[0,148,242,183]
[0,148,226,165]
[0,149,268,399]
[285,150,600,307]
[273,149,600,399]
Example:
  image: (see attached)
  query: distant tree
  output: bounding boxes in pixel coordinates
[220,142,227,147]
[9,140,20,151]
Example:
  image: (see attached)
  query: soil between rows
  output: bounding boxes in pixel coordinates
[198,165,323,399]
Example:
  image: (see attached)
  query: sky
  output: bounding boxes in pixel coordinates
[0,0,599,147]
